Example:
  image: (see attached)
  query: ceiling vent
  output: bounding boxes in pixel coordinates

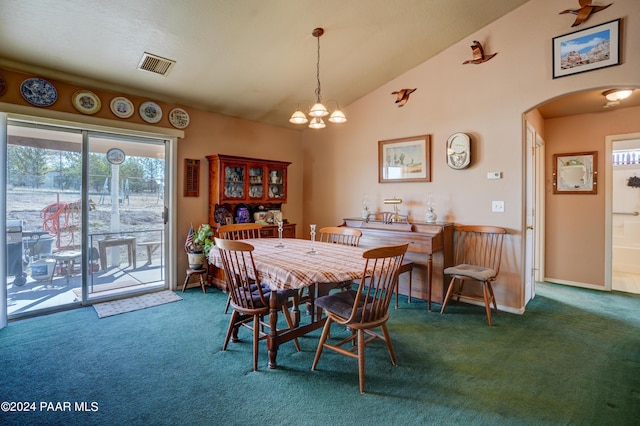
[137,52,175,76]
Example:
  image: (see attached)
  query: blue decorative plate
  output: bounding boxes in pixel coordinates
[20,78,58,107]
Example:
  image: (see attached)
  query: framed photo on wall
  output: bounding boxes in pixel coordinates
[552,19,621,79]
[553,151,598,194]
[378,135,431,183]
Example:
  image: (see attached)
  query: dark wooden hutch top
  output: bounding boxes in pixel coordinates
[207,154,291,227]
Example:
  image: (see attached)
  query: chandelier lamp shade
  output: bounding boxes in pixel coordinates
[289,27,346,129]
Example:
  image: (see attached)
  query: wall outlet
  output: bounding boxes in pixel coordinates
[492,201,505,212]
[487,172,501,179]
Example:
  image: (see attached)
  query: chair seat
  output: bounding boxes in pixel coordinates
[444,264,496,281]
[246,283,297,307]
[316,290,371,322]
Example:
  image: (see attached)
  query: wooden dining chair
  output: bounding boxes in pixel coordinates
[366,212,408,224]
[217,223,263,313]
[311,243,409,394]
[217,223,263,240]
[215,237,300,371]
[318,226,362,246]
[440,225,506,326]
[301,226,363,322]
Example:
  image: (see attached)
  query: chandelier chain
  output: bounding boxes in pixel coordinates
[315,33,322,103]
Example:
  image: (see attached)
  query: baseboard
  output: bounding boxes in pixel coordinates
[544,277,608,291]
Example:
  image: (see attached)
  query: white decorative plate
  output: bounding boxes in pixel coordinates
[20,78,58,107]
[72,90,101,115]
[169,108,190,129]
[139,101,162,123]
[110,97,134,118]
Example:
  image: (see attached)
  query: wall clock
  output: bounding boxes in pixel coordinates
[446,132,471,169]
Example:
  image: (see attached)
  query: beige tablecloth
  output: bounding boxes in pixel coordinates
[209,238,367,290]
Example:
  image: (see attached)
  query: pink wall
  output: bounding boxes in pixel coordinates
[544,106,640,286]
[2,0,639,311]
[301,0,640,311]
[0,67,305,282]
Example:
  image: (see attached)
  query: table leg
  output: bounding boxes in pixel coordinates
[268,289,279,369]
[427,254,433,311]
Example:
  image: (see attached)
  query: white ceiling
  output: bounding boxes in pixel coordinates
[0,0,638,128]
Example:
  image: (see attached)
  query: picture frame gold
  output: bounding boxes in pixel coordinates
[553,151,597,194]
[378,135,431,183]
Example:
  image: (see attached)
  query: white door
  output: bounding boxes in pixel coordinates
[525,122,545,304]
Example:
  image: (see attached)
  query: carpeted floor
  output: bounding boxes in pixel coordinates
[0,283,638,425]
[92,290,182,318]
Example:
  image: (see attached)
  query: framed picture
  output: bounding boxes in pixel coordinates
[552,19,620,79]
[553,151,597,194]
[379,135,431,183]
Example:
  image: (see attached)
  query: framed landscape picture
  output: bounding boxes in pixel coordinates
[552,19,620,79]
[378,135,431,183]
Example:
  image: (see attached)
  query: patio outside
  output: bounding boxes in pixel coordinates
[6,188,165,317]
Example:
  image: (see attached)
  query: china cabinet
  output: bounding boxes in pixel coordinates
[206,154,295,239]
[206,155,295,290]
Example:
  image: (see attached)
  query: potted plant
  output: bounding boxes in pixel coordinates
[185,224,215,270]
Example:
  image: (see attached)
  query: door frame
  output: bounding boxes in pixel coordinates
[1,104,182,325]
[604,131,640,291]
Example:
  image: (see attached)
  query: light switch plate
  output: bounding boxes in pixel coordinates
[487,172,501,179]
[492,201,505,212]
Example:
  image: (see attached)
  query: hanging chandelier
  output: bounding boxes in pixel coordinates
[289,28,346,129]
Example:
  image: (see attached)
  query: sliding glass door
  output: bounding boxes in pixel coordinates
[5,120,169,319]
[85,133,166,300]
[6,123,84,317]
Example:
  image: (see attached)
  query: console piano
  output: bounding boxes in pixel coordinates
[342,218,453,309]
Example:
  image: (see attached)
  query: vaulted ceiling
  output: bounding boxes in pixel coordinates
[1,0,637,128]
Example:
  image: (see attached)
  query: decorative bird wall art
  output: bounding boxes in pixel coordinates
[559,0,613,27]
[391,88,416,107]
[462,40,497,65]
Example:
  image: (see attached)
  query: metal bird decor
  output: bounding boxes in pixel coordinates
[391,88,416,107]
[559,0,613,27]
[462,40,497,65]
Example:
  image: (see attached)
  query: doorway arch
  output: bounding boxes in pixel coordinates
[524,86,640,299]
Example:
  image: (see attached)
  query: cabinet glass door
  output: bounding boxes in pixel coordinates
[266,166,286,201]
[248,166,264,200]
[222,163,245,201]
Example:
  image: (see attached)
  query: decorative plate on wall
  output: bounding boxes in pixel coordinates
[169,108,190,129]
[110,97,134,118]
[0,76,7,97]
[20,77,58,107]
[72,90,101,115]
[139,101,163,123]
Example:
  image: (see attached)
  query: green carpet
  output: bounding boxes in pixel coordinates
[0,282,638,425]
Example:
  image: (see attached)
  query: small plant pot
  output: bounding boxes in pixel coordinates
[188,251,205,270]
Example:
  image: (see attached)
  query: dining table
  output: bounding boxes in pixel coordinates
[209,237,369,368]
